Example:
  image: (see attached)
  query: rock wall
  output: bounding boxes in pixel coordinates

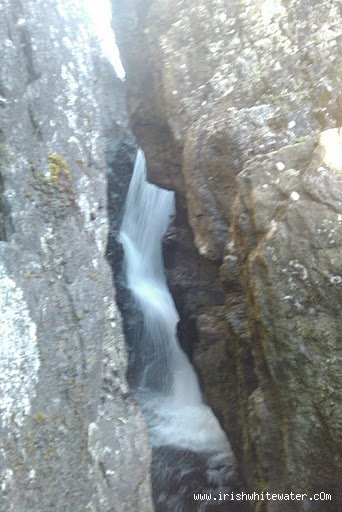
[112,0,341,510]
[0,1,153,511]
[234,129,342,505]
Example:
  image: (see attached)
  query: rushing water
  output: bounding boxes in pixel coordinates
[119,150,241,511]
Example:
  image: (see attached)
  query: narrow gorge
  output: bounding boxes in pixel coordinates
[0,1,341,512]
[117,149,244,510]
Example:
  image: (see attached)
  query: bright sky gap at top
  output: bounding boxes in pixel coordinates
[83,0,125,79]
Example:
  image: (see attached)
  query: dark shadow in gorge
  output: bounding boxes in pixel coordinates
[105,137,144,390]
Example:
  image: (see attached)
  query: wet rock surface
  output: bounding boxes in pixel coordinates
[0,2,152,511]
[152,445,244,512]
[113,0,341,510]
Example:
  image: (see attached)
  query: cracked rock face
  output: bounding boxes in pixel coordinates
[0,1,152,511]
[235,129,342,504]
[113,0,341,510]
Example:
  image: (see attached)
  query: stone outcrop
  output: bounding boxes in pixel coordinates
[235,129,342,503]
[0,1,152,511]
[112,0,341,510]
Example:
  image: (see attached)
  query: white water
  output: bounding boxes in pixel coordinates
[119,149,229,453]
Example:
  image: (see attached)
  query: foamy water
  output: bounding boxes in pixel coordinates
[119,149,230,453]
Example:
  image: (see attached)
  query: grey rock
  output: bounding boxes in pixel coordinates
[0,1,153,511]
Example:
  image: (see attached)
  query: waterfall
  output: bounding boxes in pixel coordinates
[119,150,241,511]
[119,149,230,453]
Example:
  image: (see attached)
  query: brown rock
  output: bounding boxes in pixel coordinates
[235,129,342,505]
[113,0,342,508]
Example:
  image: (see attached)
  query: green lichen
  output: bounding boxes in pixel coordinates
[330,67,342,89]
[28,153,73,189]
[295,135,310,143]
[32,412,48,424]
[47,152,72,183]
[0,142,7,158]
[12,457,26,471]
[296,90,311,101]
[0,140,10,169]
[44,445,56,460]
[28,153,76,219]
[25,431,37,455]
